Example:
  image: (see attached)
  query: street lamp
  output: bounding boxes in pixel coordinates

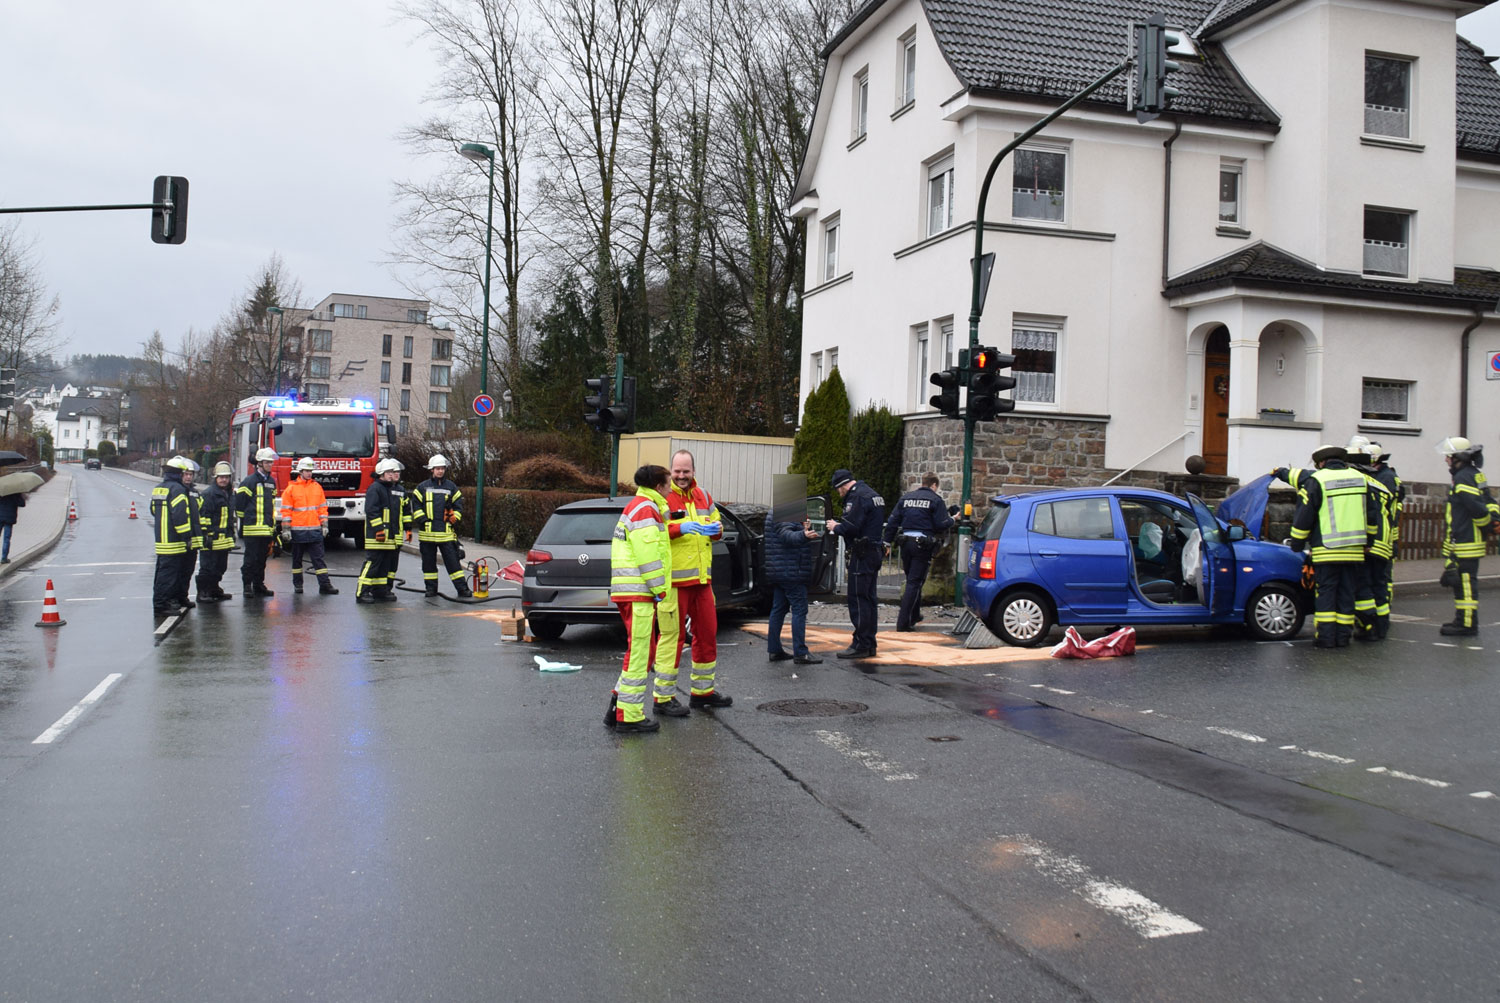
[460,141,496,543]
[267,306,285,396]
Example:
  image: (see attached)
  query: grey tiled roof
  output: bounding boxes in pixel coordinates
[1197,0,1284,37]
[1164,241,1500,307]
[1458,36,1500,159]
[922,0,1279,125]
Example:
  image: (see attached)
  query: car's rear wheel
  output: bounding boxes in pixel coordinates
[1246,585,1303,641]
[528,617,566,641]
[986,588,1055,647]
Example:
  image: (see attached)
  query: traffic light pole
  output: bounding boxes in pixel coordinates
[609,353,624,499]
[956,57,1130,604]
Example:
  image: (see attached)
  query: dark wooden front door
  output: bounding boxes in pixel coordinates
[1202,330,1230,476]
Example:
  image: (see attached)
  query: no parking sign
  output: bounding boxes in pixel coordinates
[1489,353,1500,381]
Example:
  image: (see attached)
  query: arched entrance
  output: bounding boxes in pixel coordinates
[1201,326,1230,475]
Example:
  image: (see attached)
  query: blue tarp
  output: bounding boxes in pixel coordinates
[1216,474,1273,538]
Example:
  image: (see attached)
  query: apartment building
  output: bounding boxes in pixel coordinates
[296,294,455,438]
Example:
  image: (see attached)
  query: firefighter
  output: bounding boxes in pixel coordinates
[281,457,340,595]
[179,459,204,611]
[1285,444,1377,648]
[882,471,956,632]
[1437,436,1499,637]
[1347,444,1396,641]
[664,449,730,712]
[236,447,279,598]
[356,458,407,604]
[826,468,886,658]
[604,464,674,734]
[151,456,196,617]
[196,461,237,602]
[409,454,473,598]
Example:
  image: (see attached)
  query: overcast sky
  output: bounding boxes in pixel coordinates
[4,2,1500,364]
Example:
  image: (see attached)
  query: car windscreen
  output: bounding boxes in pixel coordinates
[535,509,621,546]
[272,415,375,458]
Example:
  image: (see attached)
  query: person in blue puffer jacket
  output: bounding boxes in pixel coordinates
[763,511,823,665]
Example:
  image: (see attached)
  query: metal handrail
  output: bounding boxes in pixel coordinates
[1102,431,1189,486]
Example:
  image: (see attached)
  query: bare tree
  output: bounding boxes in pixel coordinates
[214,254,307,398]
[0,222,64,435]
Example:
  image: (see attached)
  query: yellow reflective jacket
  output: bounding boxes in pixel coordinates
[666,479,721,587]
[610,487,670,601]
[1289,462,1370,563]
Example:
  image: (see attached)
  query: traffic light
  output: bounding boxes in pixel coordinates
[583,375,611,433]
[929,366,963,418]
[1134,14,1181,122]
[605,375,636,434]
[0,368,14,409]
[967,347,1017,422]
[150,176,189,245]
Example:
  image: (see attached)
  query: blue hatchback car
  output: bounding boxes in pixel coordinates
[963,487,1311,646]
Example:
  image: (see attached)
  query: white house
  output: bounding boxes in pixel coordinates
[790,0,1500,495]
[54,394,128,463]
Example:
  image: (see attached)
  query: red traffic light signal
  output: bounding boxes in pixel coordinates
[967,347,1017,422]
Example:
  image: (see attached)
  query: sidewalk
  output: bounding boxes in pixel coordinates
[0,470,73,580]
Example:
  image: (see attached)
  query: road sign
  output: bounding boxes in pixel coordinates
[1489,353,1500,381]
[473,394,496,416]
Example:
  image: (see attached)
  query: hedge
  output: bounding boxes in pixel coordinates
[462,486,608,551]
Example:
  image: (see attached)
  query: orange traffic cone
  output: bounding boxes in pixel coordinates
[35,579,67,628]
[67,501,78,521]
[128,501,138,519]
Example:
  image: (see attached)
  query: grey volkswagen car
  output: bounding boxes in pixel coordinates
[521,496,837,640]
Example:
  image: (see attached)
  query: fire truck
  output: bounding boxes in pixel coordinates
[228,395,392,540]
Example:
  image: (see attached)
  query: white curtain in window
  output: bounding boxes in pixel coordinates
[1013,327,1056,352]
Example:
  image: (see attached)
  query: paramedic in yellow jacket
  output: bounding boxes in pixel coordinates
[665,449,733,710]
[605,465,682,733]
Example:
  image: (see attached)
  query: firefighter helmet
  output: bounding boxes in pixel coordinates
[375,458,404,477]
[213,462,233,478]
[426,454,450,469]
[1346,434,1370,453]
[165,455,193,471]
[296,457,317,473]
[1437,436,1479,459]
[1365,443,1389,463]
[255,447,279,463]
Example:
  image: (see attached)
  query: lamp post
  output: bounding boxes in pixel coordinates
[267,306,285,396]
[460,142,496,543]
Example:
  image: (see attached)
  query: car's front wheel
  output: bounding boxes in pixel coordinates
[986,588,1055,647]
[528,617,566,641]
[1246,585,1304,641]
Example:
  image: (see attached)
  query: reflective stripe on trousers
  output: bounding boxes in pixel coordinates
[614,600,656,723]
[673,582,719,695]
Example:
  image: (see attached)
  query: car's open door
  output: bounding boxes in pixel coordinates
[807,495,840,595]
[1188,493,1236,615]
[713,506,759,600]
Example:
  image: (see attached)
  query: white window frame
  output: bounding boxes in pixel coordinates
[1012,141,1069,225]
[913,323,931,411]
[926,154,954,237]
[822,214,841,282]
[898,30,916,108]
[853,68,869,140]
[1010,314,1064,410]
[811,352,824,389]
[430,365,451,387]
[1363,206,1412,278]
[1361,378,1412,424]
[827,348,839,376]
[1218,159,1244,227]
[1364,52,1413,140]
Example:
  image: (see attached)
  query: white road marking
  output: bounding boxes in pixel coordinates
[36,561,152,568]
[12,597,105,603]
[1471,791,1496,799]
[1000,835,1204,939]
[33,674,123,744]
[1207,726,1266,743]
[102,571,135,576]
[1280,745,1357,765]
[1367,766,1450,788]
[1434,643,1458,648]
[814,730,917,781]
[1029,684,1076,695]
[153,614,180,639]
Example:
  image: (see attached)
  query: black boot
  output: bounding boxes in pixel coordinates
[613,717,661,734]
[654,697,691,717]
[689,691,733,710]
[253,584,275,597]
[319,583,340,595]
[356,590,378,605]
[456,585,473,598]
[425,586,439,598]
[1440,622,1478,637]
[376,589,398,602]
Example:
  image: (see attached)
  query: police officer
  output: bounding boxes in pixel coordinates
[826,468,885,658]
[409,454,473,598]
[236,447,279,598]
[357,458,407,604]
[1283,444,1376,648]
[151,456,195,617]
[196,461,237,602]
[1437,436,1499,637]
[883,471,955,632]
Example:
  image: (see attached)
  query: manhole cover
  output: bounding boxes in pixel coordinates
[757,699,869,717]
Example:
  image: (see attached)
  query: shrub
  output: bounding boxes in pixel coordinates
[850,403,904,508]
[97,440,118,466]
[501,454,609,493]
[789,367,850,512]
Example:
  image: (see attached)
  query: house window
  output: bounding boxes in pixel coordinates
[1013,144,1066,222]
[399,415,410,435]
[403,336,414,358]
[382,334,392,356]
[428,417,447,436]
[927,156,954,236]
[306,383,330,399]
[914,324,930,410]
[430,391,449,413]
[308,357,331,379]
[380,361,391,383]
[853,69,869,139]
[811,352,824,389]
[1012,318,1060,405]
[430,365,451,387]
[1365,54,1411,139]
[432,339,452,360]
[899,31,916,107]
[1362,379,1411,422]
[309,329,333,352]
[379,388,390,410]
[401,363,412,384]
[1363,207,1410,277]
[828,348,839,373]
[358,305,368,319]
[400,389,411,411]
[822,215,840,282]
[407,309,427,324]
[938,319,954,368]
[331,302,356,318]
[284,334,301,354]
[1218,160,1243,225]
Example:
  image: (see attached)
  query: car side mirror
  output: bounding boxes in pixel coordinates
[1226,525,1246,542]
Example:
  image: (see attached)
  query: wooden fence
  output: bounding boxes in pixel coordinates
[1397,502,1500,560]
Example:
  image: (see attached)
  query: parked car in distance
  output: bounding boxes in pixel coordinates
[522,496,838,640]
[963,487,1311,646]
[84,458,102,470]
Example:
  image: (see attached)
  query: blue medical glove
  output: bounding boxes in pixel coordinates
[703,522,722,536]
[679,523,707,536]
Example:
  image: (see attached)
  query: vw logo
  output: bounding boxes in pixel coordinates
[577,554,590,566]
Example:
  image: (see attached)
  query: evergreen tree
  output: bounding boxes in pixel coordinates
[789,367,850,511]
[850,403,904,506]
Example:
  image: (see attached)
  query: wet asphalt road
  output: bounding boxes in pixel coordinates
[1,467,1498,1001]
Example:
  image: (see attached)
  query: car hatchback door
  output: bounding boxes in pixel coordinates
[1028,495,1130,615]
